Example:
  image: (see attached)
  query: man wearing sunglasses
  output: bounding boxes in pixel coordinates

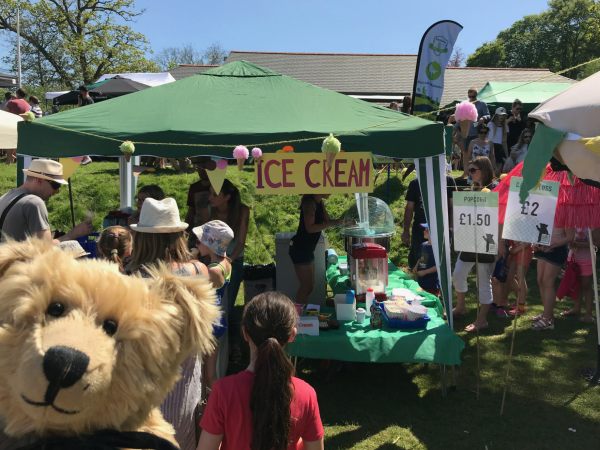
[0,159,92,243]
[507,99,526,149]
[463,88,491,153]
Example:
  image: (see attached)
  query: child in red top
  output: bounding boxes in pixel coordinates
[198,292,324,450]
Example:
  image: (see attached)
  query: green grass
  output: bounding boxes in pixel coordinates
[2,162,600,449]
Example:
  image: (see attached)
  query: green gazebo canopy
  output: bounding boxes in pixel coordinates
[478,81,573,111]
[18,61,443,159]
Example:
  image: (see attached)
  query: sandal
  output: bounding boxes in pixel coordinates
[465,322,488,333]
[532,316,554,331]
[531,313,543,322]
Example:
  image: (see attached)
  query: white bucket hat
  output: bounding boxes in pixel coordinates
[23,159,68,185]
[130,197,188,233]
[192,220,234,257]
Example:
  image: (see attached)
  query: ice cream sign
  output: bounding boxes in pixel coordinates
[255,152,374,195]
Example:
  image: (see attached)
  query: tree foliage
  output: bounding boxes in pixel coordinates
[0,0,157,87]
[467,0,600,78]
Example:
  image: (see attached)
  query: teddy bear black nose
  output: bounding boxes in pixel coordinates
[43,346,90,388]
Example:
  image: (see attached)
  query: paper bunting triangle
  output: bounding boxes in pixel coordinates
[206,166,227,195]
[59,157,83,180]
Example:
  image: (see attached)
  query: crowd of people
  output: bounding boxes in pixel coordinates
[0,157,324,449]
[0,84,597,447]
[402,88,598,333]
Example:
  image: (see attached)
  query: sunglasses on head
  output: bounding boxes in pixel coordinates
[48,180,62,190]
[468,167,480,174]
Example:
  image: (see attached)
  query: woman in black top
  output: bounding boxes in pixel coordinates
[289,194,341,304]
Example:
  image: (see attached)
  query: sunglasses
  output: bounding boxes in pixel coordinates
[523,135,532,139]
[468,167,480,174]
[478,130,488,135]
[48,180,62,190]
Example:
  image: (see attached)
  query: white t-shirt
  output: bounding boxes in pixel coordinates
[487,122,508,145]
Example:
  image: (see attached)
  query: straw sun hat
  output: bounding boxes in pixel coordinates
[23,159,68,185]
[129,197,188,233]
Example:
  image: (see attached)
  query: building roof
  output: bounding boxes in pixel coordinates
[169,64,219,80]
[171,51,575,106]
[227,51,417,96]
[227,51,574,106]
[0,72,17,88]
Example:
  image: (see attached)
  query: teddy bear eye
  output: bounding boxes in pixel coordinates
[102,319,118,336]
[46,302,65,317]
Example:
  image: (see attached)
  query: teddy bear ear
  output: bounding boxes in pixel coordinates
[0,238,53,277]
[146,263,220,358]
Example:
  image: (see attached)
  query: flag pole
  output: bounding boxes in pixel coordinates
[16,3,22,88]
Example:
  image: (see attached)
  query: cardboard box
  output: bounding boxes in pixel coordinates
[334,296,356,321]
[298,316,319,336]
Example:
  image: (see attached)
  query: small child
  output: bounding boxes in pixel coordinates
[412,223,439,296]
[97,226,133,273]
[192,220,234,387]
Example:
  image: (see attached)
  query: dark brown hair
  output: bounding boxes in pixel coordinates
[213,179,243,234]
[242,292,297,450]
[98,226,132,271]
[138,184,165,201]
[469,156,495,188]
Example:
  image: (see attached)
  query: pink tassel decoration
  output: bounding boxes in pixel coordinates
[233,145,249,170]
[251,147,263,162]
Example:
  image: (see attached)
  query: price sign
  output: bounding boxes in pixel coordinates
[453,191,499,254]
[502,176,559,245]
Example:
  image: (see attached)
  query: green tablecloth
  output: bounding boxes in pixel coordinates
[287,257,464,365]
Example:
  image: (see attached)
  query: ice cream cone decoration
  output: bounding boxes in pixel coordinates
[322,133,341,169]
[119,141,135,162]
[233,145,249,171]
[251,147,263,163]
[459,120,470,138]
[454,101,478,139]
[276,145,294,154]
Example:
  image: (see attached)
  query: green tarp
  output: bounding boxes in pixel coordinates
[478,81,572,110]
[18,61,444,158]
[287,257,464,365]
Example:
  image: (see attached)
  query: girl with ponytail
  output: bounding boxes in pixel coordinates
[97,226,132,273]
[198,292,324,450]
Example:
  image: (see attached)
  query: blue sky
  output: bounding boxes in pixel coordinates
[133,0,549,58]
[2,0,550,72]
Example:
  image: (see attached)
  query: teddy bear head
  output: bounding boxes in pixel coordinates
[0,239,219,439]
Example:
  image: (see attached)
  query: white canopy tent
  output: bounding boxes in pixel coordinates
[0,110,22,148]
[95,72,175,87]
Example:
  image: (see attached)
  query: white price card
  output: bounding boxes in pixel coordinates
[502,176,559,245]
[453,191,499,254]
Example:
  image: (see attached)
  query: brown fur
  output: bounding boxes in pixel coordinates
[0,239,219,445]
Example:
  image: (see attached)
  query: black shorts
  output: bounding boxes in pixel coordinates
[493,143,506,164]
[289,240,315,265]
[534,245,568,267]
